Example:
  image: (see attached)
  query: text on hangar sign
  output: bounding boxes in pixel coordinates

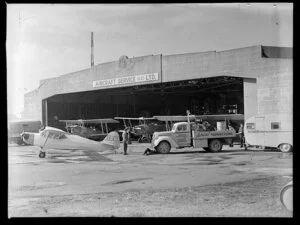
[92,73,159,88]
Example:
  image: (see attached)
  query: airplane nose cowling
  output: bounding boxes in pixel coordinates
[22,133,34,145]
[22,133,29,140]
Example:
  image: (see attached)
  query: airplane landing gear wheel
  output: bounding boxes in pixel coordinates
[39,151,46,158]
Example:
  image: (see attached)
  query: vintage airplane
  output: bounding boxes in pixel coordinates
[114,117,165,143]
[59,118,119,141]
[21,126,120,158]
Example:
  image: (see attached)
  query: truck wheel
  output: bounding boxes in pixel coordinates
[156,141,171,154]
[279,143,293,153]
[208,139,223,152]
[39,151,46,158]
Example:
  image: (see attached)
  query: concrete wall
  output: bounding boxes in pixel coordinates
[23,46,293,121]
[243,78,257,120]
[31,46,266,102]
[257,59,293,115]
[23,89,42,121]
[162,46,262,82]
[38,54,162,100]
[161,46,292,117]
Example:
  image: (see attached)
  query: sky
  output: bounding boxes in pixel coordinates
[6,3,293,118]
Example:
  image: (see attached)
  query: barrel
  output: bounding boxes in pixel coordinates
[217,121,226,131]
[280,181,293,211]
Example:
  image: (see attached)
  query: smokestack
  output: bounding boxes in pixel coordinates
[91,32,94,67]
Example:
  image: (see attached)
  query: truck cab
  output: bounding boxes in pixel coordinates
[170,122,192,147]
[151,122,191,153]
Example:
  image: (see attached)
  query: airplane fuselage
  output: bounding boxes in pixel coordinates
[39,133,114,151]
[23,130,119,152]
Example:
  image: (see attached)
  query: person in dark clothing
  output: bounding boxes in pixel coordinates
[143,148,157,155]
[128,127,132,144]
[122,127,129,155]
[238,123,245,148]
[226,120,235,147]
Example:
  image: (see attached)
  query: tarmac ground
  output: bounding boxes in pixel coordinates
[8,142,293,217]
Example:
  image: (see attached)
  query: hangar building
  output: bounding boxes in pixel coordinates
[23,45,293,129]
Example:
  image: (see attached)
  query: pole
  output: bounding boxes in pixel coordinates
[105,123,108,134]
[100,121,104,134]
[186,110,190,126]
[45,99,48,126]
[91,32,94,67]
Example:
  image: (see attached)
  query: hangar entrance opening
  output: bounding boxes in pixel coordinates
[44,76,244,129]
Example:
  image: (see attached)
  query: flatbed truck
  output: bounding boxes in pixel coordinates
[151,111,236,153]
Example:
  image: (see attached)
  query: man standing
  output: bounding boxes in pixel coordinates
[227,120,235,147]
[122,127,129,155]
[238,123,245,148]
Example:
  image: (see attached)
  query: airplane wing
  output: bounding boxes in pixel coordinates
[139,117,156,120]
[59,119,84,126]
[43,126,66,132]
[80,118,119,124]
[154,115,196,122]
[60,118,119,124]
[114,117,155,120]
[59,119,81,123]
[195,114,244,121]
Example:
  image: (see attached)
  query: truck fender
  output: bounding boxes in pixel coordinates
[153,136,179,149]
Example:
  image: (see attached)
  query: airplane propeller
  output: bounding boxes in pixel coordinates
[20,131,29,140]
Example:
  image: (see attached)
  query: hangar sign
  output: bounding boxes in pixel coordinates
[93,73,159,88]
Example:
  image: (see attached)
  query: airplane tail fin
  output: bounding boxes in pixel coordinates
[102,131,120,149]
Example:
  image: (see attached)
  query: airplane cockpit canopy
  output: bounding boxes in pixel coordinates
[40,129,67,139]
